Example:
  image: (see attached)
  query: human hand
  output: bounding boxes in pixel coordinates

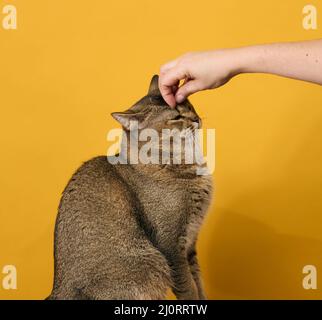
[159,50,240,107]
[159,40,322,107]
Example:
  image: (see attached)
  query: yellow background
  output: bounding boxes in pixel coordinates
[0,0,322,299]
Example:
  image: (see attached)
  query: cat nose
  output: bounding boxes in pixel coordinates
[191,115,199,122]
[190,115,200,123]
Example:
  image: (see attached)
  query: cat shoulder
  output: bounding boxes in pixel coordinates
[63,156,128,197]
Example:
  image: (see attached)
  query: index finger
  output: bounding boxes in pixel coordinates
[159,67,186,108]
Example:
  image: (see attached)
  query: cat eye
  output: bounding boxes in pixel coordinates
[172,115,183,121]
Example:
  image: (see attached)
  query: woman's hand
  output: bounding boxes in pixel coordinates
[159,50,240,107]
[159,40,322,107]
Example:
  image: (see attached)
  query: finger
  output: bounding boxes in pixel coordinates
[159,67,186,107]
[175,80,201,103]
[172,85,178,94]
[160,58,179,74]
[158,77,177,107]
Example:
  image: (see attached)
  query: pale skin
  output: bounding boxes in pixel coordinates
[159,39,322,107]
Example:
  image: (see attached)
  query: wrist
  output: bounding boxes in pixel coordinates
[232,45,268,75]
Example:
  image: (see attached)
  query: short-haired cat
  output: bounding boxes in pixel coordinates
[48,75,213,300]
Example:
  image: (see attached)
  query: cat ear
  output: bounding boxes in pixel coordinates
[111,112,144,130]
[148,74,160,95]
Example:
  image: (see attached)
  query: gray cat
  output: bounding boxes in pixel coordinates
[47,75,213,300]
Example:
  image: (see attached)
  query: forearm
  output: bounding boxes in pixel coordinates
[188,248,206,300]
[159,39,322,106]
[235,40,322,85]
[170,258,199,300]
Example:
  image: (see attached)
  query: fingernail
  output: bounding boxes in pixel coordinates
[176,94,184,103]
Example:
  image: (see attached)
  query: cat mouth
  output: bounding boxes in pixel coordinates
[192,121,200,129]
[189,118,202,129]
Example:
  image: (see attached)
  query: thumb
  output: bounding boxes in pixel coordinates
[175,80,202,103]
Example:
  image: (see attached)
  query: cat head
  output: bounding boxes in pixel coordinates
[111,75,201,133]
